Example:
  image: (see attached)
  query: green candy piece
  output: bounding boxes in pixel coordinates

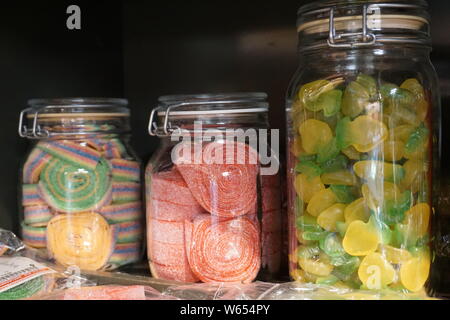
[356,74,378,98]
[298,154,317,162]
[381,191,412,225]
[317,138,340,164]
[296,214,322,233]
[321,154,349,173]
[303,231,329,241]
[295,161,322,178]
[369,215,392,244]
[336,117,353,150]
[319,233,346,257]
[405,123,429,154]
[295,197,305,219]
[0,276,45,300]
[316,275,340,286]
[332,256,360,281]
[330,185,356,204]
[320,90,343,117]
[342,81,370,118]
[336,221,348,238]
[39,157,112,213]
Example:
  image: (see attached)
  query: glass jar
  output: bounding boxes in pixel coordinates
[286,0,440,293]
[18,98,144,271]
[146,93,282,283]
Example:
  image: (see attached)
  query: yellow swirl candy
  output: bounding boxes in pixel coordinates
[343,220,379,256]
[344,198,370,224]
[350,116,388,152]
[317,203,346,232]
[46,212,114,271]
[358,252,396,289]
[400,249,431,292]
[403,203,431,238]
[353,160,404,183]
[295,174,325,203]
[307,188,337,217]
[378,244,412,264]
[321,171,358,186]
[299,119,333,154]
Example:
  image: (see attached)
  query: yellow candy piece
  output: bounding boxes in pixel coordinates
[389,125,415,142]
[378,244,412,264]
[401,159,428,193]
[299,119,333,154]
[342,146,361,160]
[362,182,401,211]
[400,250,431,292]
[358,252,396,289]
[299,254,334,277]
[307,188,337,217]
[317,203,346,232]
[353,160,404,183]
[350,115,388,152]
[343,220,379,256]
[321,171,358,186]
[344,198,370,224]
[295,174,325,203]
[400,78,428,122]
[291,136,305,157]
[403,203,431,237]
[382,140,405,162]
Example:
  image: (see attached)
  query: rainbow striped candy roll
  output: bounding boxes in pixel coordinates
[103,139,127,159]
[112,181,141,203]
[106,242,141,269]
[21,222,47,248]
[37,140,101,171]
[23,148,52,184]
[83,139,105,151]
[22,184,46,207]
[100,201,142,224]
[112,220,143,244]
[24,205,53,226]
[111,159,140,182]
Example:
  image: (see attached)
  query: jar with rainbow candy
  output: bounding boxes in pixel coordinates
[18,98,144,271]
[287,1,441,294]
[146,93,283,283]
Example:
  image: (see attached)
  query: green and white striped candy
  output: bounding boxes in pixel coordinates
[39,157,112,213]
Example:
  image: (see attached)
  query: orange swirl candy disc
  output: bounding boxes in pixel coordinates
[46,212,115,270]
[176,141,259,218]
[185,214,261,283]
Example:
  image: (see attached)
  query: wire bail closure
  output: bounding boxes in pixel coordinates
[327,4,377,48]
[18,108,50,139]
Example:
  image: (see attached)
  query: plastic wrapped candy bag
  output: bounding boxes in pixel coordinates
[0,228,25,256]
[162,281,278,300]
[257,282,434,300]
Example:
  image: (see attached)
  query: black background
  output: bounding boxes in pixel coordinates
[1,0,450,294]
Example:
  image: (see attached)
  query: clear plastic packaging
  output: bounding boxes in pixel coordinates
[18,98,144,271]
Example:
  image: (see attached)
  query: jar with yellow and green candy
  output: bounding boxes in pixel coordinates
[287,0,440,294]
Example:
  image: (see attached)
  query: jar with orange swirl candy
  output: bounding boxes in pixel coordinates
[286,0,441,295]
[18,98,144,271]
[146,93,283,283]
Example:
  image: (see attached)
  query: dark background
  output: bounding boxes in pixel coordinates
[1,0,450,292]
